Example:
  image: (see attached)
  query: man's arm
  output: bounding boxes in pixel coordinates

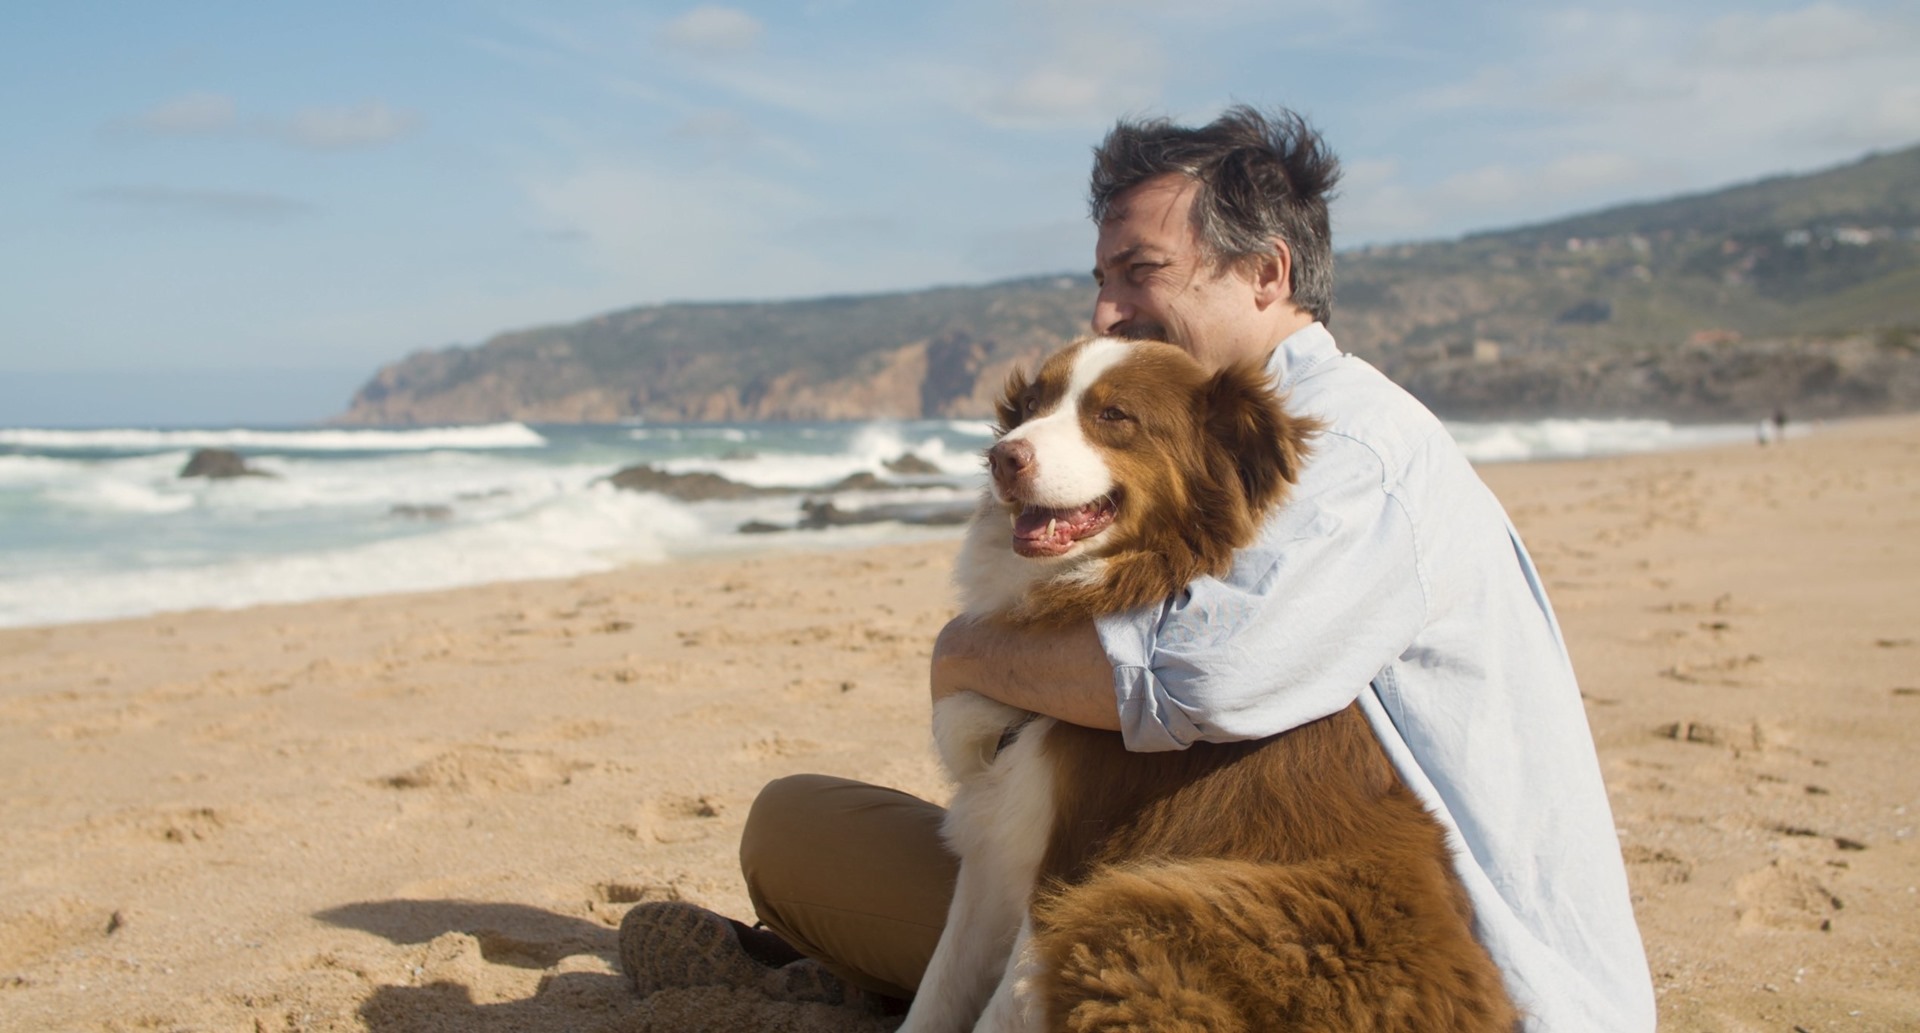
[1092,429,1429,750]
[929,615,1122,732]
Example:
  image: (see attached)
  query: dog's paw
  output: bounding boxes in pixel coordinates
[933,692,1031,780]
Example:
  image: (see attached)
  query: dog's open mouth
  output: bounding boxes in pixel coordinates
[1009,496,1117,558]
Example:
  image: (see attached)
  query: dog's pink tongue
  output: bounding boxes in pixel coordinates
[1011,502,1114,557]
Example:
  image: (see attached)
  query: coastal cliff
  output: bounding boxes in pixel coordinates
[335,143,1920,425]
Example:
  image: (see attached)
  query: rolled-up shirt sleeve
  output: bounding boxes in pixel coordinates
[1095,431,1430,752]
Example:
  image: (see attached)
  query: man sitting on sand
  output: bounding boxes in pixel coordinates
[620,106,1657,1031]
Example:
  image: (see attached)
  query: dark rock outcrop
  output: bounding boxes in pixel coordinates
[883,453,943,476]
[796,498,976,530]
[389,504,454,521]
[180,448,273,480]
[605,465,784,501]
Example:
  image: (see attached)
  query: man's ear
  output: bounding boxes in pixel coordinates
[1251,240,1291,310]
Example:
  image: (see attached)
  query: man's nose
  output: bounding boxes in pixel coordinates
[1091,290,1128,335]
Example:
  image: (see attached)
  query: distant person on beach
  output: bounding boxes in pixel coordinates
[618,107,1657,1031]
[1759,406,1790,445]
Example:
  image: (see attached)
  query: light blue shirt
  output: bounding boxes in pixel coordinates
[1095,322,1656,1032]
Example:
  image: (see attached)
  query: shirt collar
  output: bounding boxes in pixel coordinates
[1263,321,1340,393]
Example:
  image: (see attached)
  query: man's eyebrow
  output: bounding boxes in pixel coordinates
[1094,244,1144,276]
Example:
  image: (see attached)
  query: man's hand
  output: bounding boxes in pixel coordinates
[929,615,1124,732]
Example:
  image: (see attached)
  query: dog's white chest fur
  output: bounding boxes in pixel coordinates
[903,691,1057,1033]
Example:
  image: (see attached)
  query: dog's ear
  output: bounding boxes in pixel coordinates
[1201,362,1319,514]
[994,367,1032,436]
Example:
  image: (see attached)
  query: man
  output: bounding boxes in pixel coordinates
[622,106,1656,1031]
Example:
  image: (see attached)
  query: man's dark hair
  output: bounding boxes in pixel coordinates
[1090,106,1341,323]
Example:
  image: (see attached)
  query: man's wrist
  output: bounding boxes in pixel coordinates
[930,614,992,704]
[928,614,1124,732]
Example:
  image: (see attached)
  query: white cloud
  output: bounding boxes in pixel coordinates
[647,4,1173,130]
[1815,81,1920,150]
[671,107,759,143]
[115,95,419,150]
[1697,2,1907,65]
[959,24,1166,129]
[1436,153,1645,211]
[527,160,828,300]
[524,154,972,306]
[80,184,314,221]
[1414,67,1515,112]
[976,68,1125,128]
[961,218,1093,282]
[1364,1,1920,242]
[1338,151,1655,244]
[658,6,765,55]
[667,108,821,169]
[282,102,420,150]
[1542,66,1695,108]
[127,92,239,136]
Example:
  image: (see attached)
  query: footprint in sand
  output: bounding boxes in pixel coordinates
[733,733,827,762]
[1620,845,1693,885]
[66,803,246,846]
[536,718,620,742]
[379,745,586,794]
[594,880,683,905]
[43,702,163,741]
[149,805,234,844]
[590,879,688,928]
[1734,860,1842,931]
[1652,719,1786,754]
[402,931,544,1004]
[618,795,728,844]
[0,898,124,971]
[1657,653,1765,686]
[1654,720,1734,746]
[469,929,573,969]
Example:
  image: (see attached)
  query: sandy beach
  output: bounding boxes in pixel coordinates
[3,414,1917,1033]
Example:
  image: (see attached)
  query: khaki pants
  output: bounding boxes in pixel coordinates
[740,773,957,999]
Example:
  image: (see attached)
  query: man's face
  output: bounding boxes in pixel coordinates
[1091,174,1277,373]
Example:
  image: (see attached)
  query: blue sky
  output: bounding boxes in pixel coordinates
[3,1,1918,425]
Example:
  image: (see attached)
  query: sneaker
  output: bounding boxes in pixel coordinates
[618,901,857,1007]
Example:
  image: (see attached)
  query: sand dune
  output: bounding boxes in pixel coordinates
[2,416,1917,1031]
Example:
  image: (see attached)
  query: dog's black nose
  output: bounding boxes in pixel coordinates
[988,439,1034,485]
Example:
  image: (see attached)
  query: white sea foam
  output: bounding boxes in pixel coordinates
[0,485,699,628]
[0,422,547,451]
[1448,419,1753,464]
[660,424,989,489]
[0,453,91,486]
[943,419,998,439]
[626,425,753,444]
[0,416,1764,629]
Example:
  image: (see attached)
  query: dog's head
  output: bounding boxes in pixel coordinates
[957,335,1318,623]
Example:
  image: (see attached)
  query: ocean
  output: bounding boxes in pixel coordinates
[0,417,1758,630]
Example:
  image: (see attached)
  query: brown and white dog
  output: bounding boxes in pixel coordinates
[898,336,1518,1033]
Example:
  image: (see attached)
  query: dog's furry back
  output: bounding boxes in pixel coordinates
[1029,717,1518,1033]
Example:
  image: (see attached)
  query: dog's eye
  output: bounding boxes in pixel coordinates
[1098,406,1129,422]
